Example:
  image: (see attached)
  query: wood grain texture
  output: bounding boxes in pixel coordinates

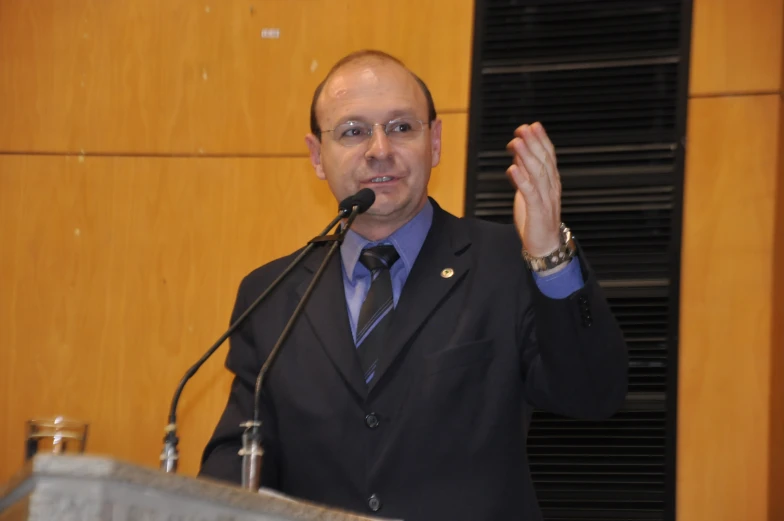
[0,155,332,481]
[689,0,784,95]
[428,113,469,216]
[678,95,782,521]
[768,94,784,521]
[0,113,468,484]
[0,0,473,156]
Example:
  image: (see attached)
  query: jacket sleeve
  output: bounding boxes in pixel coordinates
[517,245,629,420]
[198,277,280,488]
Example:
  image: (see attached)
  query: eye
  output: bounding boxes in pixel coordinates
[341,127,365,138]
[390,121,414,133]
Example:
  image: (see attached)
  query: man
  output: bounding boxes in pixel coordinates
[200,50,628,521]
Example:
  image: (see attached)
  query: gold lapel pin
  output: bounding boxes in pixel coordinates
[441,268,454,279]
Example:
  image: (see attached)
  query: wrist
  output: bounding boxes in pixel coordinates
[523,236,562,258]
[534,258,572,277]
[522,223,577,273]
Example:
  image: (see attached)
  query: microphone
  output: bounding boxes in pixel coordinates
[339,187,375,215]
[239,191,373,491]
[160,188,376,474]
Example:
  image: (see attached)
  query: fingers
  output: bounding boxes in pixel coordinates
[506,163,540,204]
[530,123,561,197]
[523,122,556,167]
[506,122,563,256]
[509,122,561,198]
[507,133,553,197]
[515,123,555,177]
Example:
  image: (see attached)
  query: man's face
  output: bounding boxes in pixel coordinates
[305,60,442,231]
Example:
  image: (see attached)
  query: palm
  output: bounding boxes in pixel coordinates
[505,122,562,257]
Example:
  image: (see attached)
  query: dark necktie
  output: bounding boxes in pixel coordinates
[356,245,400,383]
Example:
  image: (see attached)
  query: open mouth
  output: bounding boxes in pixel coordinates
[370,176,395,183]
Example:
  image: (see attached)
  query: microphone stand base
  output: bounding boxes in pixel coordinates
[239,421,263,491]
[160,426,179,474]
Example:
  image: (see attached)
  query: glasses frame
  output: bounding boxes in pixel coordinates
[320,118,430,147]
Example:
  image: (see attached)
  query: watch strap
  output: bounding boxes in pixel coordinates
[522,223,577,273]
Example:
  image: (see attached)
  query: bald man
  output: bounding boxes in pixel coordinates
[200,50,628,521]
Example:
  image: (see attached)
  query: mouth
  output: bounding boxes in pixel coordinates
[363,175,399,185]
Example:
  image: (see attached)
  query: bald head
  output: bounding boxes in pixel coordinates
[309,50,437,138]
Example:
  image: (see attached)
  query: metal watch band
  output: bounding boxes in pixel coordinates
[522,223,577,272]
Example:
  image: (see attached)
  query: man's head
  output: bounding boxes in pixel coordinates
[305,50,442,240]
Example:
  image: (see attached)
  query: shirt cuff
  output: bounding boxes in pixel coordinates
[531,257,585,299]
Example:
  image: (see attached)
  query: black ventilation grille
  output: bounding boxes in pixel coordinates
[528,410,666,521]
[479,63,679,149]
[484,0,682,65]
[466,1,689,520]
[473,169,675,280]
[607,287,669,395]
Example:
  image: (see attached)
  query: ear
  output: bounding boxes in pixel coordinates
[305,134,326,180]
[429,118,443,168]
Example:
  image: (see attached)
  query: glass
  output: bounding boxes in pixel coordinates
[25,416,88,460]
[321,117,427,147]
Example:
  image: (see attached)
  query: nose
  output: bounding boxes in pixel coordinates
[365,124,392,161]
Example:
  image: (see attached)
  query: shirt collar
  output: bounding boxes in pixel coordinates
[341,198,434,282]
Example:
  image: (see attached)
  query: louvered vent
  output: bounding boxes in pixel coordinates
[466,1,688,519]
[607,287,670,396]
[529,410,666,521]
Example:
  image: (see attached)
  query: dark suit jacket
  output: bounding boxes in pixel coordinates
[199,199,628,521]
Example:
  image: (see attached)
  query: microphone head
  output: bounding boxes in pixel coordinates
[339,188,376,215]
[352,188,376,213]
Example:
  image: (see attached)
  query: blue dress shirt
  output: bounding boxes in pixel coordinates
[340,199,584,343]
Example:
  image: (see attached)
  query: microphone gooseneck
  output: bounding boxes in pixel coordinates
[160,189,374,474]
[252,203,364,424]
[242,199,369,490]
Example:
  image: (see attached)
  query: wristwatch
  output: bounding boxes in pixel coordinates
[522,223,577,273]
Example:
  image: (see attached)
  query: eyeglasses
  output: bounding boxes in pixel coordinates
[321,118,428,147]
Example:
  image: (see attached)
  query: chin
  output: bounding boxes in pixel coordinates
[368,199,418,220]
[365,204,399,219]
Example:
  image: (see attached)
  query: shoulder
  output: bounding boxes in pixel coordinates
[466,215,520,247]
[464,217,527,274]
[433,201,523,257]
[234,246,309,300]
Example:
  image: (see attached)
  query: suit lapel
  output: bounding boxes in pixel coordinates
[296,243,368,401]
[368,204,472,393]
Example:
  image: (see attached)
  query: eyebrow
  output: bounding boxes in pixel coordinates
[336,108,422,125]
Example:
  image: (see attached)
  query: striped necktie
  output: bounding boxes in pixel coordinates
[356,245,400,383]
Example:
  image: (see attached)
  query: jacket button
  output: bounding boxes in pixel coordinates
[365,413,380,429]
[368,493,381,512]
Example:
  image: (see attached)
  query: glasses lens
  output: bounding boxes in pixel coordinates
[334,122,370,146]
[385,118,424,142]
[331,119,425,147]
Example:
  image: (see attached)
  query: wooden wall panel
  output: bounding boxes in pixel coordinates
[678,95,782,521]
[683,1,784,518]
[769,94,784,521]
[0,0,473,155]
[689,0,784,95]
[0,112,467,482]
[0,155,333,479]
[428,113,468,216]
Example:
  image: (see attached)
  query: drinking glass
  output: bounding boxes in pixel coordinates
[25,416,88,460]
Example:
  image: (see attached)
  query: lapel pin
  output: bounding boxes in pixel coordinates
[441,268,454,279]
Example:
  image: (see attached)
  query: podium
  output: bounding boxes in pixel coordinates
[0,454,397,521]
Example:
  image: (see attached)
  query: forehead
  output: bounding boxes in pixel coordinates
[318,60,428,123]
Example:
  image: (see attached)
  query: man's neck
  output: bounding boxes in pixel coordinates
[348,199,428,242]
[350,220,405,242]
